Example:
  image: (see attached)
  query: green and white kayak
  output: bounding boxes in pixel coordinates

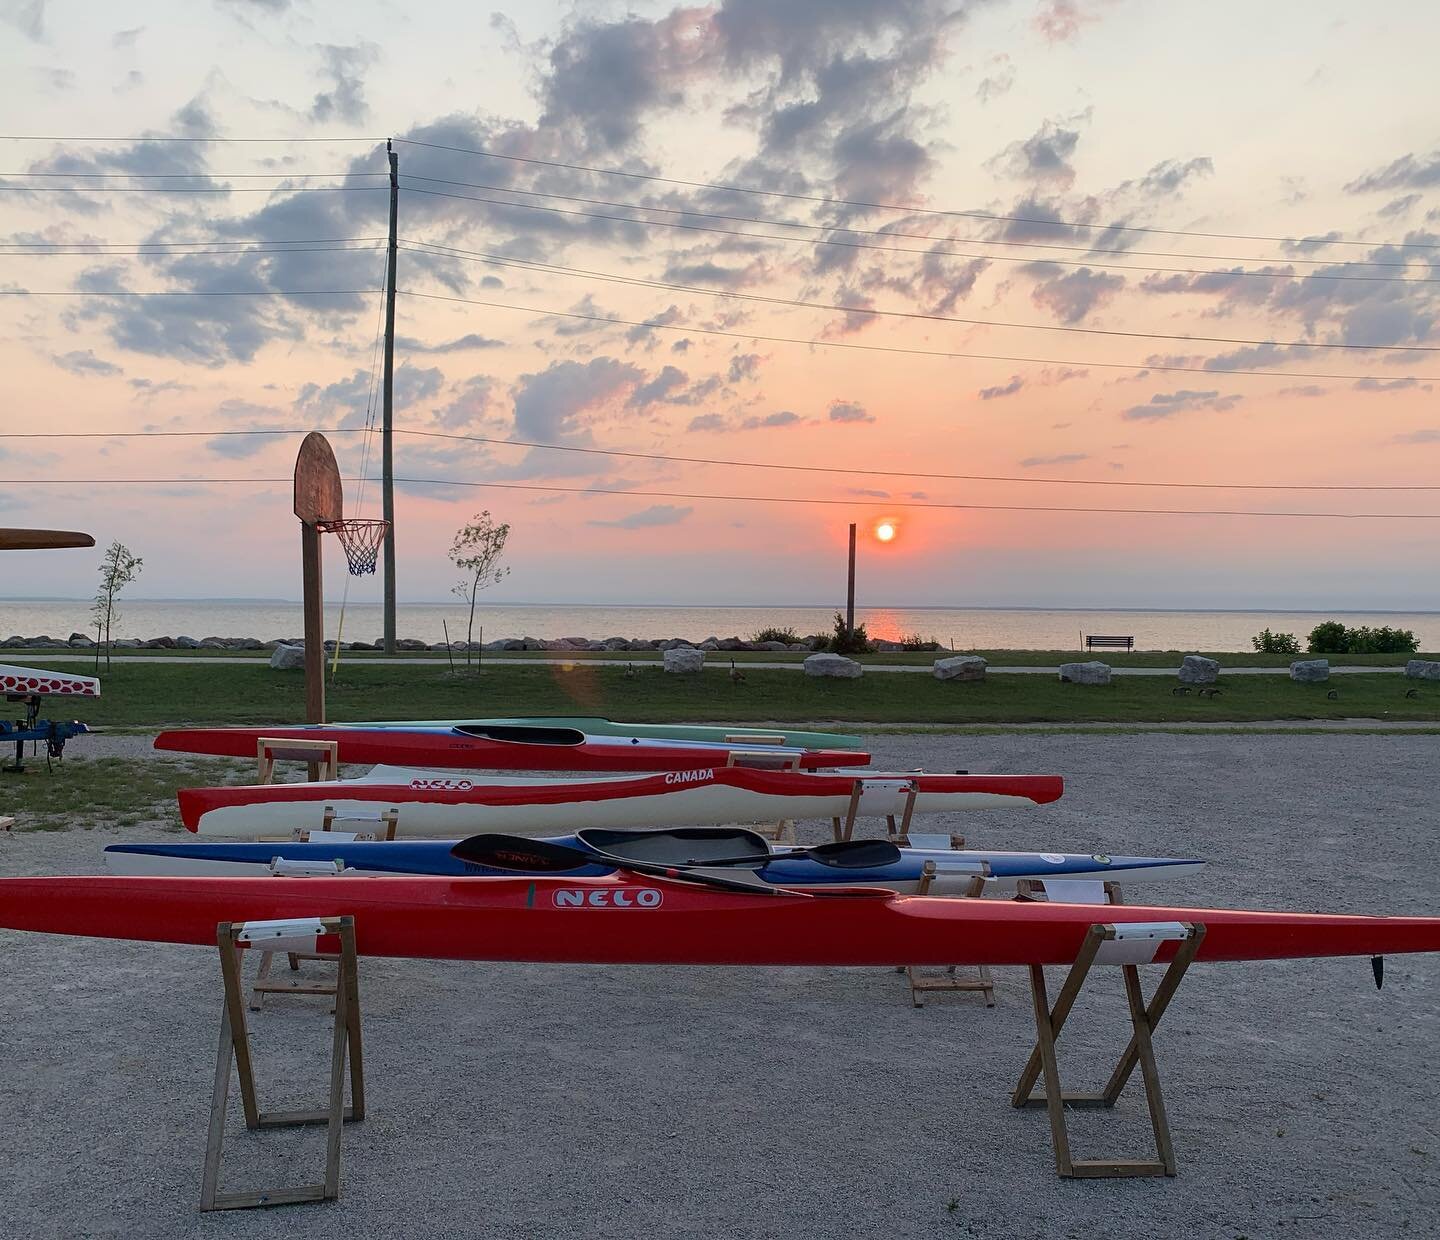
[333,716,866,750]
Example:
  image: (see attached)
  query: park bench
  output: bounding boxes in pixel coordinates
[1084,635,1134,652]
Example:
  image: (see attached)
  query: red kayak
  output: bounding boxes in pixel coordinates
[153,723,868,772]
[2,873,1437,967]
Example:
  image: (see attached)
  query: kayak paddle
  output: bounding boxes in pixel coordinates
[688,839,901,869]
[449,833,806,897]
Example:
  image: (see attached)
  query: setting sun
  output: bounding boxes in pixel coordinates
[875,521,896,543]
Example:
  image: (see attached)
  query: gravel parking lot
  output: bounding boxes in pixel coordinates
[1,732,1437,1239]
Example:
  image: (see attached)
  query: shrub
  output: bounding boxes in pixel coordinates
[1305,620,1419,654]
[900,631,940,651]
[1306,621,1349,653]
[830,610,873,655]
[1251,628,1300,656]
[804,632,831,651]
[750,625,800,644]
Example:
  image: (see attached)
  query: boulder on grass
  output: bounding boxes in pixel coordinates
[934,655,987,682]
[1178,654,1220,685]
[663,646,704,674]
[1058,660,1111,685]
[1290,659,1329,683]
[1405,659,1440,681]
[804,653,862,679]
[270,642,305,670]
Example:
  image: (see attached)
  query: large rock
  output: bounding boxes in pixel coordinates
[804,653,862,679]
[755,640,790,651]
[663,646,704,674]
[67,632,94,647]
[1290,659,1329,683]
[1058,660,1112,685]
[175,635,201,649]
[1405,659,1440,680]
[1178,654,1220,685]
[934,654,987,682]
[270,642,306,670]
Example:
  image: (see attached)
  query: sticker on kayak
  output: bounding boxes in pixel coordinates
[1041,853,1065,865]
[663,769,714,785]
[552,888,664,908]
[1092,854,1111,865]
[408,777,476,790]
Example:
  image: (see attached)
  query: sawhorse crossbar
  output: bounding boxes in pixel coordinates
[1011,920,1206,1178]
[201,916,365,1210]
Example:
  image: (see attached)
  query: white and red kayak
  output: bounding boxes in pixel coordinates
[0,664,100,698]
[154,723,867,772]
[177,766,1064,836]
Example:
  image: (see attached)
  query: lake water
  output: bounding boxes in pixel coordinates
[2,600,1436,652]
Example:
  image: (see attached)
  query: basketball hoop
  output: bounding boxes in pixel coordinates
[317,517,389,576]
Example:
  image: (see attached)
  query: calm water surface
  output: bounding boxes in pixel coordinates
[2,600,1437,652]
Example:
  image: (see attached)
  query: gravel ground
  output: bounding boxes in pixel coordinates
[1,733,1438,1239]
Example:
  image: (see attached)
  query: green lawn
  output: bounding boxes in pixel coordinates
[2,755,252,831]
[9,659,1439,727]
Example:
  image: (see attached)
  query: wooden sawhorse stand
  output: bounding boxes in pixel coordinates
[201,916,365,1211]
[900,860,993,1007]
[257,736,339,785]
[725,747,800,842]
[1012,920,1206,1178]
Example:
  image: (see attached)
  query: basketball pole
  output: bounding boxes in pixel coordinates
[381,139,399,656]
[301,519,325,723]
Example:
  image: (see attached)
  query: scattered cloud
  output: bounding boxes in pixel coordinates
[1020,452,1089,467]
[975,54,1014,103]
[52,349,121,377]
[1346,150,1440,194]
[1120,389,1242,422]
[1354,377,1431,392]
[847,487,889,498]
[741,409,802,429]
[397,333,504,354]
[687,413,728,432]
[588,504,693,529]
[827,400,874,423]
[1393,428,1440,444]
[980,375,1025,400]
[310,43,380,124]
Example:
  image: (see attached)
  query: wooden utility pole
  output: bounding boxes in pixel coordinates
[846,522,857,639]
[381,139,399,654]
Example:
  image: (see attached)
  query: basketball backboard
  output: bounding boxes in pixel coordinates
[0,529,96,551]
[293,432,343,526]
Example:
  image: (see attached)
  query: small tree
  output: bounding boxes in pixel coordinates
[92,540,143,672]
[449,511,511,668]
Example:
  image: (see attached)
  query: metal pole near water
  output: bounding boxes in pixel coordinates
[846,523,856,640]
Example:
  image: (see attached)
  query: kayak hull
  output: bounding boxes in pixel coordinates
[153,726,868,772]
[342,716,866,750]
[2,874,1436,967]
[103,836,1198,893]
[176,767,1064,836]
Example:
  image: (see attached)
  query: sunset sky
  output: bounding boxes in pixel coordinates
[2,0,1439,609]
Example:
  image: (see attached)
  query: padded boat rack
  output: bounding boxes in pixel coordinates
[1012,920,1207,1178]
[201,916,365,1210]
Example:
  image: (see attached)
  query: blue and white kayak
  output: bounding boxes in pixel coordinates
[104,827,1204,896]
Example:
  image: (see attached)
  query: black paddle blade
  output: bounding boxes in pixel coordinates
[803,839,902,868]
[451,834,593,872]
[1371,955,1384,990]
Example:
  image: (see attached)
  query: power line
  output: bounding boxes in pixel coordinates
[0,134,384,143]
[2,171,384,179]
[397,174,1421,269]
[0,184,383,194]
[3,243,386,258]
[399,238,1439,353]
[4,425,1437,493]
[1,289,375,297]
[397,184,1438,286]
[1,472,1434,519]
[392,137,1438,252]
[391,430,1440,492]
[395,288,1440,382]
[0,235,383,247]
